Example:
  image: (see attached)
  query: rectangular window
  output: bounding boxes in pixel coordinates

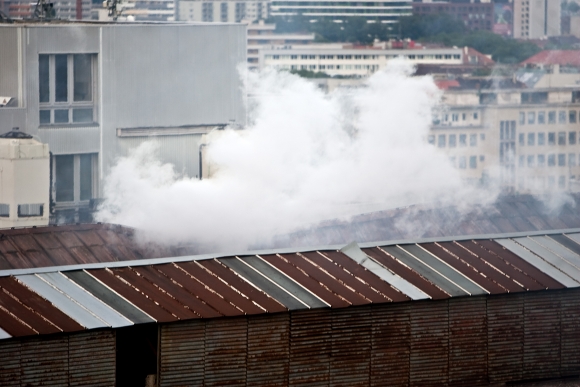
[518,155,525,167]
[527,155,535,167]
[548,132,556,145]
[458,156,466,169]
[428,135,435,145]
[538,154,546,167]
[548,154,556,167]
[559,111,566,124]
[558,153,566,166]
[538,111,545,124]
[558,132,566,146]
[470,134,477,146]
[570,111,577,123]
[569,132,577,145]
[55,155,74,202]
[528,133,535,146]
[519,112,525,125]
[452,114,458,122]
[38,54,96,125]
[449,134,456,147]
[538,132,546,145]
[473,112,478,119]
[569,153,577,167]
[459,134,467,146]
[80,154,93,201]
[0,204,9,217]
[528,112,535,124]
[519,133,525,146]
[17,204,43,217]
[54,153,96,203]
[438,134,446,148]
[548,111,556,124]
[469,156,477,169]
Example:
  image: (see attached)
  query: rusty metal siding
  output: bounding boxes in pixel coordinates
[409,301,449,387]
[204,317,248,387]
[560,288,580,377]
[289,309,331,386]
[159,320,206,387]
[0,340,21,386]
[448,297,487,386]
[487,293,524,383]
[523,291,561,381]
[247,313,289,386]
[21,335,69,386]
[69,330,115,387]
[370,303,410,387]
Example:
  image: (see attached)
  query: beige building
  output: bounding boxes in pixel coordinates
[177,0,269,22]
[513,0,560,39]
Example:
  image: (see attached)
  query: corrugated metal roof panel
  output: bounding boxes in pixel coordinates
[1,231,580,340]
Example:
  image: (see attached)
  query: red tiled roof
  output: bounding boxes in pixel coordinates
[435,79,460,90]
[520,50,580,66]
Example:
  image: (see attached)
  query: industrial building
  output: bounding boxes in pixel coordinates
[0,226,579,386]
[0,21,246,222]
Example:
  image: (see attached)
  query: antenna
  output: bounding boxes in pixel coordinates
[33,0,56,20]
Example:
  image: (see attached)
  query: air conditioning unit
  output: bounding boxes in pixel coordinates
[0,128,50,228]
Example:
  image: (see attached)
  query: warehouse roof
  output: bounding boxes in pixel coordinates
[0,229,579,340]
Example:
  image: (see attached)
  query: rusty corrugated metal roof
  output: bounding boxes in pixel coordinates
[0,230,579,340]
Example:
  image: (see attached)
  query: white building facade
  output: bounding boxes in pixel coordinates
[513,0,560,39]
[270,0,412,21]
[177,0,269,22]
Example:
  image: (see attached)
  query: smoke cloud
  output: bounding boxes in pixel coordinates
[96,60,498,252]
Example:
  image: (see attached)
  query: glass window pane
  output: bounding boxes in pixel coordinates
[55,155,74,202]
[55,54,68,102]
[72,108,93,123]
[39,55,49,103]
[54,109,69,123]
[80,154,92,201]
[39,110,51,124]
[73,54,92,102]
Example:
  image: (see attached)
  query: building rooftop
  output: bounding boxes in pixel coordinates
[0,229,579,340]
[520,50,580,67]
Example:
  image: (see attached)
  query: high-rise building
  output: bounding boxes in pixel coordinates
[177,0,269,22]
[513,0,560,39]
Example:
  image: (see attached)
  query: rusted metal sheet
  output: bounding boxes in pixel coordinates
[247,313,289,386]
[0,339,20,386]
[409,301,449,387]
[21,335,69,386]
[487,293,524,383]
[560,288,580,376]
[160,320,206,387]
[364,247,449,299]
[69,330,116,387]
[448,297,487,386]
[370,303,410,387]
[0,289,60,335]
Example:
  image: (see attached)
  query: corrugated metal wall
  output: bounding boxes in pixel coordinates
[0,27,20,105]
[159,289,580,387]
[0,330,115,387]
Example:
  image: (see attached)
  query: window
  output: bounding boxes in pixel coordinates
[469,156,477,169]
[558,132,566,146]
[202,2,213,21]
[569,132,577,145]
[528,133,535,146]
[570,153,577,167]
[17,204,43,217]
[527,155,535,167]
[548,111,556,124]
[470,134,477,146]
[558,153,566,166]
[39,54,95,125]
[548,132,555,145]
[428,135,435,145]
[473,112,478,119]
[480,133,485,140]
[518,155,525,167]
[458,156,466,169]
[438,134,446,148]
[459,134,467,147]
[220,2,227,21]
[519,133,525,146]
[559,111,566,124]
[519,112,525,125]
[528,112,535,124]
[54,154,97,203]
[452,114,459,122]
[538,132,546,145]
[570,111,577,123]
[0,204,8,217]
[449,134,456,147]
[538,154,546,167]
[548,154,556,167]
[538,111,545,124]
[480,155,485,162]
[559,176,566,189]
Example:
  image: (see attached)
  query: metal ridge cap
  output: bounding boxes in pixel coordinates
[2,228,580,278]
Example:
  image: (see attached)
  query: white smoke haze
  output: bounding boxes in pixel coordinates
[96,60,499,252]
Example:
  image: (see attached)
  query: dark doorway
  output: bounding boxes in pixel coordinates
[116,323,158,387]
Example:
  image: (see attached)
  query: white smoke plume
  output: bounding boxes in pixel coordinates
[96,60,497,252]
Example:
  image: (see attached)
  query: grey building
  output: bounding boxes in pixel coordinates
[0,21,246,221]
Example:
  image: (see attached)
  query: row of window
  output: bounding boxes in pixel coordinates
[450,155,483,169]
[518,131,579,146]
[280,64,378,71]
[517,153,580,168]
[435,112,479,123]
[428,133,485,148]
[518,175,574,191]
[519,110,578,125]
[0,203,44,218]
[266,54,461,61]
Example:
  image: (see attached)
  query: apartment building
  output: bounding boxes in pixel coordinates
[0,21,245,221]
[513,0,560,39]
[261,47,465,77]
[3,0,91,20]
[270,0,412,21]
[177,0,269,22]
[412,2,494,32]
